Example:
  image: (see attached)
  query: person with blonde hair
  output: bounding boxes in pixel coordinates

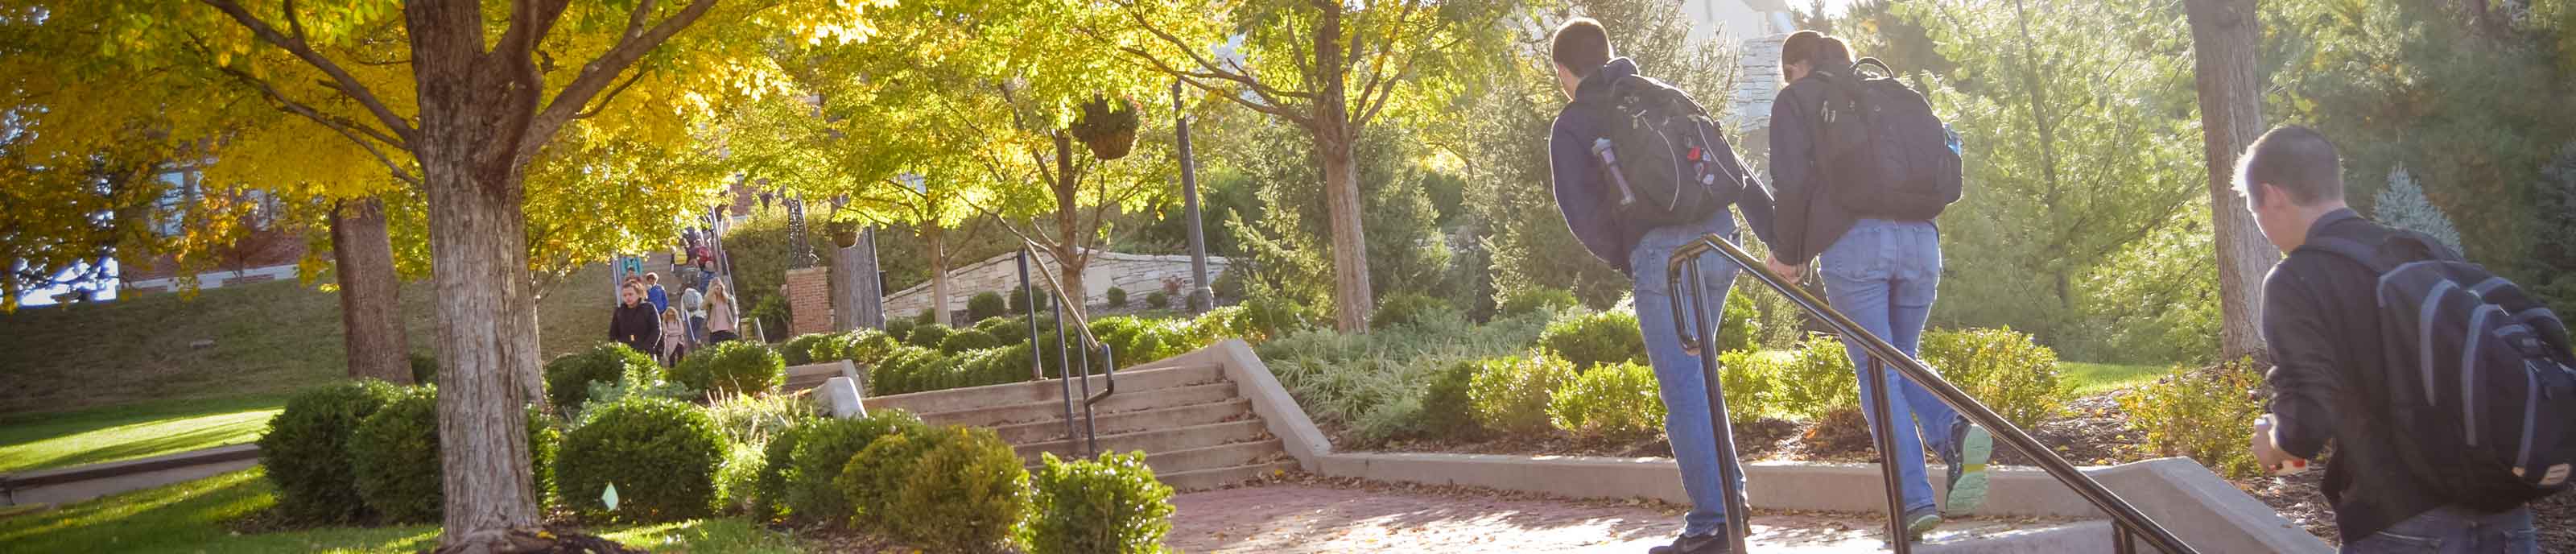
[657,306,690,366]
[705,279,741,344]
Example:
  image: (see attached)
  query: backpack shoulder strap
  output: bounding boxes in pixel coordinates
[2299,235,2397,275]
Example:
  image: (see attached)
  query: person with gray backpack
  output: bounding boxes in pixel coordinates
[1546,17,1781,554]
[2240,125,2570,553]
[1764,31,1993,543]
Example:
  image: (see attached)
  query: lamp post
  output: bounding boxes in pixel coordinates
[1174,79,1213,312]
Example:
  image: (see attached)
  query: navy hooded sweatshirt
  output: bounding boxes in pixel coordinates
[1549,58,1781,275]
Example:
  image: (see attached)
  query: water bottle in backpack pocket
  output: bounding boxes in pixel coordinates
[2303,233,2576,509]
[1578,74,1751,227]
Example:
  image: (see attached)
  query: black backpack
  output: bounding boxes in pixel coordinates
[2305,232,2576,508]
[1808,58,1962,221]
[1576,74,1752,227]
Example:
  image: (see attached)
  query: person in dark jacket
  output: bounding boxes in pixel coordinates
[2239,126,2537,552]
[1546,18,1781,554]
[1764,31,1991,541]
[610,283,663,355]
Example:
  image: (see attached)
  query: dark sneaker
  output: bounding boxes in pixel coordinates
[1646,531,1732,554]
[1943,420,1994,515]
[1904,506,1943,542]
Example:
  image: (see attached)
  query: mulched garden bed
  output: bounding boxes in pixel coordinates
[1347,389,2575,552]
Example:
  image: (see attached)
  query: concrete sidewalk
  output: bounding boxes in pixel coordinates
[1165,482,2104,553]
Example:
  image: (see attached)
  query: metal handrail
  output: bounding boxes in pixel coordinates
[1667,234,2197,554]
[1012,244,1117,458]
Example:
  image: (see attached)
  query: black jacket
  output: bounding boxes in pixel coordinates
[1764,64,1862,265]
[1548,57,1780,272]
[2262,209,2447,540]
[609,302,663,354]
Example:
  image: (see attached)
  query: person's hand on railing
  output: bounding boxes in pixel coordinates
[1765,255,1806,286]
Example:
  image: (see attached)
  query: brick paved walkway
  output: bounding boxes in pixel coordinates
[1166,483,1934,553]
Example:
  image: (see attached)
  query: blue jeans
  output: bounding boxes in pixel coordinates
[1818,218,1959,515]
[1630,209,1746,537]
[2343,506,2538,553]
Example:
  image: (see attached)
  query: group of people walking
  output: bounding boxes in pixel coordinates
[611,271,739,367]
[1546,18,2567,554]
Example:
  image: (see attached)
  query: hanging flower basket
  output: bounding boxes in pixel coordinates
[828,222,860,249]
[1071,94,1141,161]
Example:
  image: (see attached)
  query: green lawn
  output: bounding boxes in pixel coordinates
[0,264,612,416]
[2061,362,2168,395]
[0,395,287,473]
[0,468,800,554]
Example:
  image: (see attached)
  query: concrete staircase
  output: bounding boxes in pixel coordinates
[861,363,1298,491]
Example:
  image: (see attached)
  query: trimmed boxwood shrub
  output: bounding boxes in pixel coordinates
[1105,287,1129,308]
[1009,285,1051,315]
[1546,361,1665,441]
[782,410,929,519]
[1144,291,1170,309]
[751,413,824,519]
[884,318,919,343]
[836,428,932,528]
[1370,293,1455,329]
[349,387,562,523]
[978,316,1034,345]
[778,333,840,366]
[1772,334,1860,420]
[1468,354,1578,434]
[1920,327,2068,429]
[884,427,1030,552]
[1717,291,1762,357]
[1418,359,1485,440]
[543,342,660,412]
[1026,451,1176,554]
[555,397,726,522]
[259,379,402,523]
[905,324,954,349]
[1712,349,1781,426]
[1191,296,1307,343]
[968,291,1009,323]
[1496,287,1581,319]
[939,329,1003,354]
[914,308,937,325]
[672,341,786,397]
[840,329,901,366]
[1537,310,1646,371]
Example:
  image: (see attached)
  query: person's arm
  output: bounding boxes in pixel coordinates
[1549,117,1629,271]
[1765,88,1816,265]
[2258,267,2339,462]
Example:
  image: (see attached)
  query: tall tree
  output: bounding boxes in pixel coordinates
[1075,0,1513,332]
[28,2,881,548]
[2183,0,2278,359]
[328,196,409,383]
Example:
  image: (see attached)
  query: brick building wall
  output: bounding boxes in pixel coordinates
[786,267,833,336]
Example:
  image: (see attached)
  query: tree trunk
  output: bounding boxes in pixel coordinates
[410,2,539,545]
[2184,0,2280,360]
[332,196,412,384]
[1051,133,1092,321]
[832,235,861,331]
[848,227,886,329]
[1314,9,1375,333]
[927,225,952,326]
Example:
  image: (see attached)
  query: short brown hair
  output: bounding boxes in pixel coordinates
[2235,125,2345,208]
[1781,31,1851,68]
[1551,18,1612,80]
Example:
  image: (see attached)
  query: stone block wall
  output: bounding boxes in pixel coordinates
[880,250,1232,316]
[786,267,832,337]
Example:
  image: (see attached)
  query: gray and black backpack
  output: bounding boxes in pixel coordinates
[2305,232,2576,508]
[1575,74,1752,227]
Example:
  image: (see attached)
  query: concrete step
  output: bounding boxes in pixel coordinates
[866,364,1224,416]
[1158,461,1299,492]
[1141,440,1286,475]
[990,398,1253,444]
[1015,420,1270,463]
[918,382,1239,429]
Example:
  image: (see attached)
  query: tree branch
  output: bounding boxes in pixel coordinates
[199,0,417,147]
[517,0,719,164]
[574,70,650,119]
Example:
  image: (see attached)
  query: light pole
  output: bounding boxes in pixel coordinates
[1174,79,1213,312]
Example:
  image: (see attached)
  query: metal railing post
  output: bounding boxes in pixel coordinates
[1666,234,2199,554]
[1681,258,1754,552]
[1865,358,1913,552]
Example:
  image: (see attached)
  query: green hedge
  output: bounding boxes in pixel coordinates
[1370,293,1455,329]
[1919,327,2068,428]
[1496,287,1580,319]
[1546,361,1665,441]
[2118,358,2266,478]
[672,341,785,397]
[543,342,660,413]
[1537,311,1646,371]
[1468,354,1578,434]
[1025,451,1175,554]
[554,397,726,522]
[348,387,560,523]
[782,410,930,519]
[258,380,402,523]
[968,291,1009,322]
[884,427,1030,552]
